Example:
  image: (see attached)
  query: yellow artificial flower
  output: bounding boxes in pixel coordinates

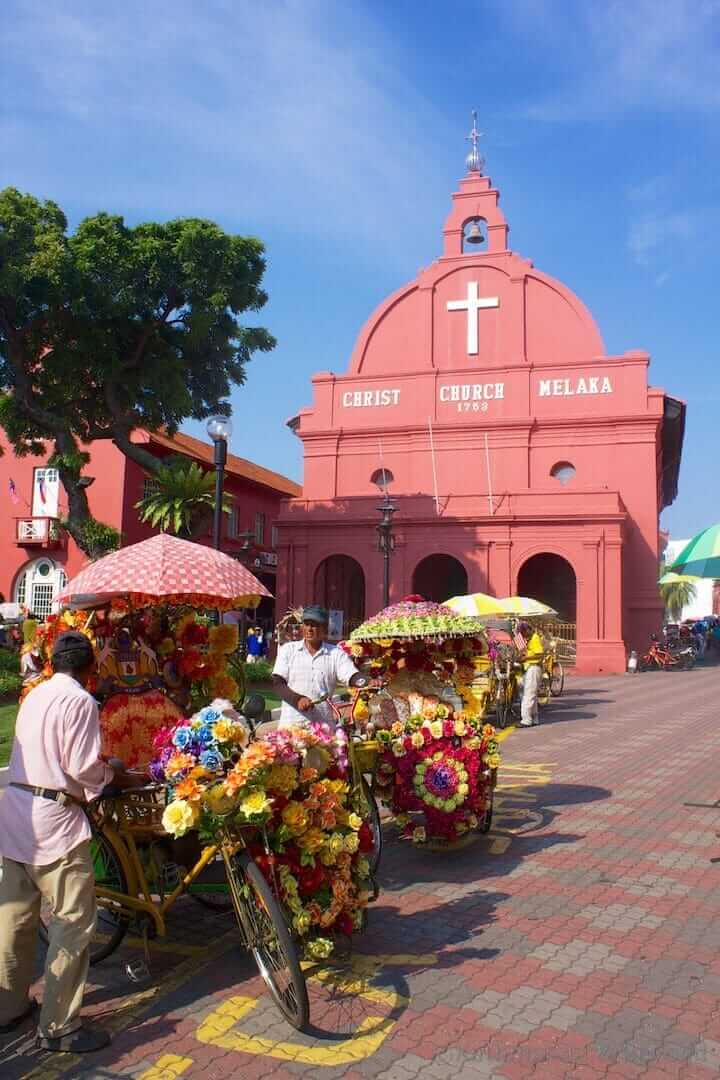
[356,856,371,878]
[410,731,425,749]
[458,783,470,797]
[203,783,237,815]
[347,812,363,831]
[161,799,199,837]
[464,736,481,750]
[485,753,501,769]
[390,721,404,737]
[292,911,311,935]
[391,739,406,757]
[344,833,360,854]
[429,720,443,740]
[209,623,239,655]
[282,801,309,834]
[454,719,467,737]
[239,791,273,817]
[298,827,326,853]
[266,763,298,797]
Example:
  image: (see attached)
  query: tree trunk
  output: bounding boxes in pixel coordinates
[53,431,95,555]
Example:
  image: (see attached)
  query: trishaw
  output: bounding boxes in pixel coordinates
[344,599,501,851]
[29,534,380,1031]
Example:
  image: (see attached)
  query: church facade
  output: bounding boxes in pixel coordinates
[276,137,684,673]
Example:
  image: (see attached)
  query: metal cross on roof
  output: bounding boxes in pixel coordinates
[466,110,485,174]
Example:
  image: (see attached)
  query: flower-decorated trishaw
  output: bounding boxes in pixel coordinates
[346,599,502,850]
[23,535,379,1030]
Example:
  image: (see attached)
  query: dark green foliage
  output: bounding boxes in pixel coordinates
[0,187,274,555]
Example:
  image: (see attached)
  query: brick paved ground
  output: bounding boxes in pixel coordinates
[3,664,720,1079]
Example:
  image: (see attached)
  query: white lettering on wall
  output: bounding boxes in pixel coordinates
[538,375,613,397]
[341,388,401,408]
[438,382,505,414]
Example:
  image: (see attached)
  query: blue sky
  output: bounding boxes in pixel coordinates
[3,0,718,538]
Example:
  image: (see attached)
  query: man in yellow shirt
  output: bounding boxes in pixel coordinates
[518,621,544,727]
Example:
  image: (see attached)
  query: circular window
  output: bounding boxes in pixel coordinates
[37,561,52,577]
[550,462,576,485]
[371,468,394,489]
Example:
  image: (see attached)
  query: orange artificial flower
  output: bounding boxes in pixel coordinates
[174,777,203,802]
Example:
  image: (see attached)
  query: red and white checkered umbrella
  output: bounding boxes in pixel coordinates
[58,533,272,611]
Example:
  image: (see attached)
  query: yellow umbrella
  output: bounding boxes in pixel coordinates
[445,593,505,616]
[497,596,558,618]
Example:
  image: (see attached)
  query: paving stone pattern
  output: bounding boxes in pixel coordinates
[2,665,720,1078]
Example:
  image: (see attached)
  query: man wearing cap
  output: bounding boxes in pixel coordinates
[272,605,365,729]
[0,631,143,1053]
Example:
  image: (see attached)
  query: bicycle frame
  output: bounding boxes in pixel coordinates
[90,799,241,938]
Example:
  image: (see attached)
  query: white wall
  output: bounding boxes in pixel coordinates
[664,539,714,620]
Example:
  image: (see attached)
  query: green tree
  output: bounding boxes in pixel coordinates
[659,562,697,622]
[0,187,274,555]
[135,456,230,537]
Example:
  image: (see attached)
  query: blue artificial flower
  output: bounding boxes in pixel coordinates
[194,723,216,747]
[200,707,222,725]
[199,748,224,772]
[172,725,193,750]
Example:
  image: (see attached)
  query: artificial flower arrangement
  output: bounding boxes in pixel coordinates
[151,702,376,959]
[373,692,500,847]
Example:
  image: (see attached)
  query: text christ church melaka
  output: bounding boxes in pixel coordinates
[276,118,684,674]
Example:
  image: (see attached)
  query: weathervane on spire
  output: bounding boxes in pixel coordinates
[465,110,484,174]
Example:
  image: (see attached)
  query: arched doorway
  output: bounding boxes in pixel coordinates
[412,554,468,604]
[13,557,68,620]
[517,553,576,621]
[313,555,365,637]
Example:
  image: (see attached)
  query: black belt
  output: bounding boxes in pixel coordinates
[9,783,83,808]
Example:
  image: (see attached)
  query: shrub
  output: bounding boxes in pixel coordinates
[0,650,20,675]
[242,659,273,683]
[0,671,22,697]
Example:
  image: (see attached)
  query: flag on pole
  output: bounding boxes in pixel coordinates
[38,475,46,505]
[8,479,19,506]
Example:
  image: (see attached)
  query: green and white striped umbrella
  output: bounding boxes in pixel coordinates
[667,523,720,579]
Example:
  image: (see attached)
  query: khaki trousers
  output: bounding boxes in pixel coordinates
[521,663,542,726]
[0,840,96,1037]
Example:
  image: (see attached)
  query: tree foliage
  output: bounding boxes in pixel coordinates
[0,187,275,554]
[660,578,697,622]
[135,456,230,537]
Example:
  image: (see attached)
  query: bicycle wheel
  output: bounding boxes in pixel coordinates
[550,662,564,697]
[39,828,130,964]
[359,775,382,876]
[224,850,309,1030]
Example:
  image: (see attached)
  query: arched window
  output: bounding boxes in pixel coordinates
[517,553,576,622]
[14,558,67,620]
[412,554,468,604]
[313,555,366,636]
[550,461,576,485]
[462,217,488,253]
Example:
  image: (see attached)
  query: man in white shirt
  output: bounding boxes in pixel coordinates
[0,632,142,1053]
[272,605,365,728]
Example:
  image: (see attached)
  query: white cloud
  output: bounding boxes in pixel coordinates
[505,0,720,119]
[627,211,697,265]
[2,1,448,266]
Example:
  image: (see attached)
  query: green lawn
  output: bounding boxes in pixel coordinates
[0,701,18,767]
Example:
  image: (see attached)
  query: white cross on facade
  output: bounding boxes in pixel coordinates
[446,282,499,355]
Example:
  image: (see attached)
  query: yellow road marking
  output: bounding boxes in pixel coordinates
[137,1054,194,1080]
[495,726,516,743]
[122,936,210,957]
[197,995,395,1066]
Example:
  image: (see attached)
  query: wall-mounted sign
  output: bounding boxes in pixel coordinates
[342,389,401,407]
[539,376,613,397]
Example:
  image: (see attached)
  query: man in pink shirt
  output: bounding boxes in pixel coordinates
[0,631,142,1053]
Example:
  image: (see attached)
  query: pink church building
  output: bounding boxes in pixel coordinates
[276,128,685,674]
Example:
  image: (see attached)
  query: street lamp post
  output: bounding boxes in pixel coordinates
[206,415,233,551]
[376,491,397,609]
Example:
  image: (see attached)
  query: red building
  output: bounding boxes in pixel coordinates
[0,428,300,622]
[276,139,685,673]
